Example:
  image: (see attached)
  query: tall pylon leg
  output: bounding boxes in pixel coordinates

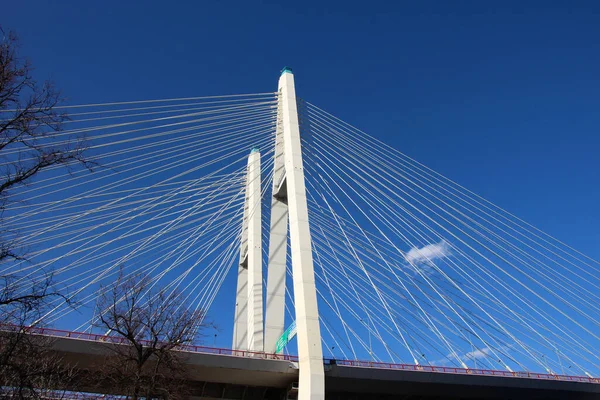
[233,185,249,351]
[265,104,288,353]
[246,149,264,352]
[279,68,325,399]
[233,148,263,352]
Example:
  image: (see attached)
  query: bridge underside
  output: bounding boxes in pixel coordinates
[325,365,600,399]
[46,336,600,400]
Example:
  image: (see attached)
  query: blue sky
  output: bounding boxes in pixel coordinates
[4,0,598,257]
[3,1,600,361]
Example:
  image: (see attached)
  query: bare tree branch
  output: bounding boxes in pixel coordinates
[0,27,93,263]
[0,26,92,398]
[93,270,208,399]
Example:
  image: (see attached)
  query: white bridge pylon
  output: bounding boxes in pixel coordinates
[232,68,325,399]
[233,147,263,352]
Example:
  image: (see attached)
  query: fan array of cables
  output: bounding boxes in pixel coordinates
[297,100,600,378]
[1,93,278,332]
[3,89,599,379]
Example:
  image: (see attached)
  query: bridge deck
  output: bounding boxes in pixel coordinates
[16,326,596,399]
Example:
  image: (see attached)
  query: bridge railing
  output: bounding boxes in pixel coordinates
[5,324,598,384]
[330,359,600,384]
[2,324,299,362]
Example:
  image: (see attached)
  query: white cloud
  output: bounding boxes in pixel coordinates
[433,345,512,367]
[463,347,494,360]
[468,345,512,360]
[404,240,451,273]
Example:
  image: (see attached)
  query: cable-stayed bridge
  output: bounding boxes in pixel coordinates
[2,68,600,399]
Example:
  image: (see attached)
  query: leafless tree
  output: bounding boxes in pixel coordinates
[0,27,91,398]
[0,268,77,398]
[93,271,206,400]
[1,26,92,263]
[0,274,78,399]
[0,25,91,319]
[0,327,78,400]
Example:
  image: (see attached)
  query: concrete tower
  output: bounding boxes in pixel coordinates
[233,148,263,352]
[265,68,325,399]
